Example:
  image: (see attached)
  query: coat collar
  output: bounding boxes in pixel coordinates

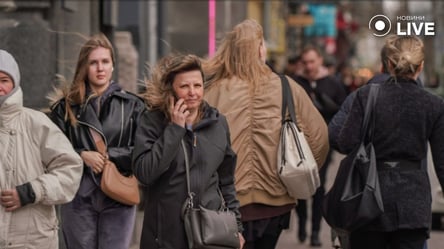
[0,87,22,127]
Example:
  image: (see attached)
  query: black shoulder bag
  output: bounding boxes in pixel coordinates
[181,140,240,249]
[322,85,384,234]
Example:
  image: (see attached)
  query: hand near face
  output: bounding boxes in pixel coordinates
[169,95,190,128]
[1,189,22,212]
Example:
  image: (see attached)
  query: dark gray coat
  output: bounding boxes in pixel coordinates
[132,102,241,249]
[333,77,444,231]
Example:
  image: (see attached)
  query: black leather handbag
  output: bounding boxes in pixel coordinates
[181,140,240,249]
[322,85,384,234]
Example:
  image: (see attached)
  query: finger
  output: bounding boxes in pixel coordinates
[5,205,18,212]
[174,98,185,110]
[178,105,188,115]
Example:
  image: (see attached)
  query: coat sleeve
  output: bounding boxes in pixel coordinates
[30,113,83,205]
[335,89,366,154]
[132,110,186,185]
[328,91,356,153]
[289,76,329,168]
[217,116,243,232]
[429,100,444,192]
[49,100,85,155]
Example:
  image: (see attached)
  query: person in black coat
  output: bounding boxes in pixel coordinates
[132,54,245,249]
[49,33,145,249]
[291,45,347,247]
[329,35,444,249]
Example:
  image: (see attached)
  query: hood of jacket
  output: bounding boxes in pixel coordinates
[0,87,22,127]
[0,50,20,107]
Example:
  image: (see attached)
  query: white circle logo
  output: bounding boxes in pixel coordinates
[369,15,391,37]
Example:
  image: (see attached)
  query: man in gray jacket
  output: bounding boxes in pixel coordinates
[0,49,83,249]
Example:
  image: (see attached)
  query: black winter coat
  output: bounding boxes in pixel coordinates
[132,102,242,249]
[292,75,347,122]
[334,78,444,231]
[50,83,145,181]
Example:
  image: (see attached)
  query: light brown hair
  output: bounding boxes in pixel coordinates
[66,33,115,125]
[143,54,204,121]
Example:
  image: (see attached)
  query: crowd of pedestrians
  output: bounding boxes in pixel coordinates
[1,19,443,249]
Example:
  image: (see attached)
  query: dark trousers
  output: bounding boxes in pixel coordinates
[349,229,428,249]
[295,150,331,235]
[242,212,291,249]
[61,187,136,249]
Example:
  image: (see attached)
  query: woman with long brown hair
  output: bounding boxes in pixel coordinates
[50,33,145,249]
[133,54,245,249]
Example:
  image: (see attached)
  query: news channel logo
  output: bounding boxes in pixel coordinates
[368,14,435,37]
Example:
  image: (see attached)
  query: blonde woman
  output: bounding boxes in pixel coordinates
[331,35,444,249]
[50,34,145,249]
[203,19,329,249]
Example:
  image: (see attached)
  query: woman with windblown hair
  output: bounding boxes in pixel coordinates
[132,54,245,249]
[49,33,145,249]
[203,19,329,249]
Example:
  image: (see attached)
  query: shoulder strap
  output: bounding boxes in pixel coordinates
[181,139,192,196]
[360,84,379,143]
[89,127,107,156]
[181,139,227,210]
[279,75,297,126]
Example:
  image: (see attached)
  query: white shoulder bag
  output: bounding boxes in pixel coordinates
[277,75,320,200]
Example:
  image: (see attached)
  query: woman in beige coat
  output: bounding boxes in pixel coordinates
[203,19,329,249]
[0,49,83,248]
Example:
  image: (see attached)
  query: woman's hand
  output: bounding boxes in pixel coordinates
[239,232,245,249]
[169,96,190,128]
[0,189,22,212]
[81,151,107,174]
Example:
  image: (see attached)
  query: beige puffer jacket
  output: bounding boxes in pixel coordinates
[0,88,83,249]
[205,73,329,207]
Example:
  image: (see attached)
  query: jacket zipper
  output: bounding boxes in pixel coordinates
[128,118,133,146]
[117,99,124,147]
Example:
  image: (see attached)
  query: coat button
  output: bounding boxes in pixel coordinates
[9,130,16,135]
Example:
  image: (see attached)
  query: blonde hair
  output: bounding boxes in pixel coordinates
[384,35,424,78]
[204,19,271,90]
[143,54,204,120]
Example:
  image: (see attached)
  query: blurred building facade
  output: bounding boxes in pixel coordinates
[1,0,443,110]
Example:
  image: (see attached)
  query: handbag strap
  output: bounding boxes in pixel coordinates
[360,84,379,143]
[181,139,227,210]
[181,139,192,197]
[89,127,107,156]
[279,75,298,128]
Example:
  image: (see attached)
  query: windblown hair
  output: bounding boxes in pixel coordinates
[143,53,204,121]
[384,35,424,78]
[204,19,271,90]
[49,33,115,126]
